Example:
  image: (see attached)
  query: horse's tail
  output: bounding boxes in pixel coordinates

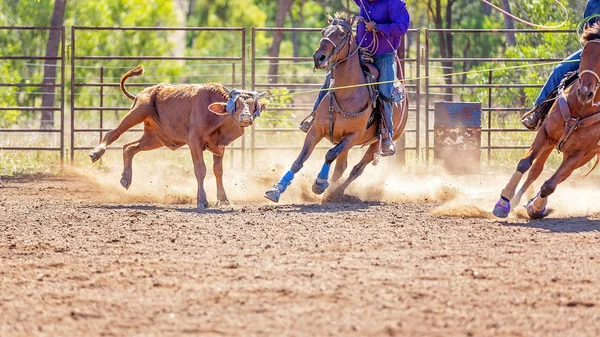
[582,154,600,180]
[120,65,144,100]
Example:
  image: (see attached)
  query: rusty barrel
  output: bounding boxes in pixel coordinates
[433,102,481,174]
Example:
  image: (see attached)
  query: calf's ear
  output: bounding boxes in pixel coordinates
[208,102,228,115]
[260,101,267,113]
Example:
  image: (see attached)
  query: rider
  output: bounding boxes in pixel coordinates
[521,0,600,130]
[299,0,410,156]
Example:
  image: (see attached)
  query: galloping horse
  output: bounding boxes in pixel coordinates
[493,23,600,219]
[265,14,408,203]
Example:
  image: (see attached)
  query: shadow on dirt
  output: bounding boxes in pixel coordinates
[500,217,600,233]
[272,201,381,214]
[85,204,236,214]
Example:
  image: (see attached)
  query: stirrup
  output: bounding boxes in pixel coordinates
[299,114,314,133]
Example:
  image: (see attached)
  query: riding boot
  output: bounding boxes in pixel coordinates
[521,106,542,130]
[379,101,395,156]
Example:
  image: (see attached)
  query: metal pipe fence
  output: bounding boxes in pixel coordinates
[424,28,578,163]
[0,26,65,163]
[69,26,246,164]
[0,26,582,169]
[250,27,421,167]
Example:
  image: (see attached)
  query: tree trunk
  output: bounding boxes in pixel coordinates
[268,0,295,84]
[290,0,306,59]
[430,0,454,100]
[499,0,516,46]
[40,0,66,129]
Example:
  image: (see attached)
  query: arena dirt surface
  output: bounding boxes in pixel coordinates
[1,170,600,337]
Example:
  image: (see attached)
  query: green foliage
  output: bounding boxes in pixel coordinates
[257,88,296,128]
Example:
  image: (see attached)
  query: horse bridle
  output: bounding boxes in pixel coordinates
[319,19,357,70]
[579,39,600,107]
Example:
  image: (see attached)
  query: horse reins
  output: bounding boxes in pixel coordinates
[557,39,600,151]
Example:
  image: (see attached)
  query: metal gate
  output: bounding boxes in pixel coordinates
[423,28,577,163]
[0,26,65,163]
[69,26,246,163]
[250,27,421,165]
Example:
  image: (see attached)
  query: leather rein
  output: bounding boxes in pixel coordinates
[319,19,372,143]
[556,39,600,152]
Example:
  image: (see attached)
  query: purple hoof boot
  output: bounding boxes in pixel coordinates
[526,201,546,219]
[492,196,511,218]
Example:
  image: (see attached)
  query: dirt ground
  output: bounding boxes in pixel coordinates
[1,171,600,337]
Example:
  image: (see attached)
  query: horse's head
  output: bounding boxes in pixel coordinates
[313,13,357,70]
[578,23,600,105]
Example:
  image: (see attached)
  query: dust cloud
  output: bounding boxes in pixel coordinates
[70,147,600,218]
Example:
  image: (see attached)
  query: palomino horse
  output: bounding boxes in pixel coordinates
[493,23,600,219]
[265,14,408,203]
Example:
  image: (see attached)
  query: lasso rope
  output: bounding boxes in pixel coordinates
[481,0,569,29]
[266,59,578,99]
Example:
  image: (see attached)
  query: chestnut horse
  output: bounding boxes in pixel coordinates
[493,23,600,219]
[264,14,408,203]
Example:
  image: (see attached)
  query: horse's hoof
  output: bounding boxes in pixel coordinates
[197,202,210,210]
[526,199,546,219]
[89,148,105,163]
[120,176,131,190]
[492,196,511,218]
[312,178,329,195]
[215,199,230,207]
[264,185,281,203]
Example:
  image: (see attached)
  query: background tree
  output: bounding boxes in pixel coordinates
[40,0,66,129]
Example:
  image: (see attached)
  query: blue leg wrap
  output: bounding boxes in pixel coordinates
[317,162,331,181]
[277,170,295,193]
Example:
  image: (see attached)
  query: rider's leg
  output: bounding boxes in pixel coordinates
[300,73,331,132]
[374,52,397,156]
[522,49,582,130]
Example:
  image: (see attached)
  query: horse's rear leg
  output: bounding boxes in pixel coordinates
[331,151,348,183]
[265,129,323,203]
[90,102,148,163]
[492,130,551,218]
[527,151,586,219]
[312,135,358,195]
[329,142,379,198]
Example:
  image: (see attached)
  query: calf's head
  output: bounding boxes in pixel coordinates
[209,89,267,127]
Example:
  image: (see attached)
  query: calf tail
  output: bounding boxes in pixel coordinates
[120,65,144,100]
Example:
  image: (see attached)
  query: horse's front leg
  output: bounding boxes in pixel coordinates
[492,128,552,218]
[526,150,585,219]
[312,134,358,195]
[265,129,324,203]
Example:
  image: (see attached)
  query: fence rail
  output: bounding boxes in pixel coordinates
[0,26,581,168]
[0,26,65,163]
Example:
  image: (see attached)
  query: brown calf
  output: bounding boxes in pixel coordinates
[89,66,266,209]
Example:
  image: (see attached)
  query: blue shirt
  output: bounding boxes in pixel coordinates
[353,0,410,55]
[584,0,600,25]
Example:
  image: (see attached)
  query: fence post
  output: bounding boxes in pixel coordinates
[70,26,76,163]
[424,29,430,163]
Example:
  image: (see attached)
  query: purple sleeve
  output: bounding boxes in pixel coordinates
[377,1,410,37]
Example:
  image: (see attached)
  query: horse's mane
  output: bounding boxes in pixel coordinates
[581,22,600,42]
[333,12,350,21]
